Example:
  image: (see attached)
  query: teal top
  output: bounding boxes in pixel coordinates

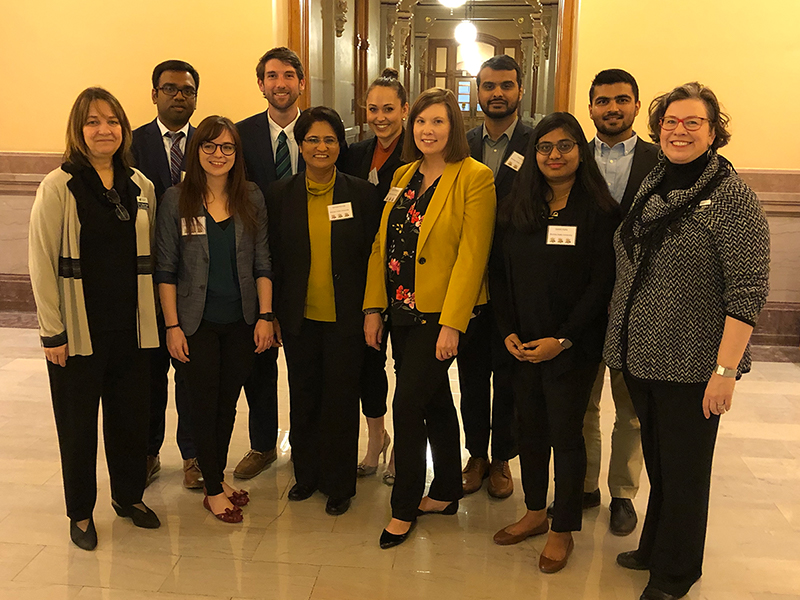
[202,210,243,324]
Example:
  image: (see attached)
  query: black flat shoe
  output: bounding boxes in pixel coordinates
[640,586,680,600]
[325,496,352,516]
[288,482,316,501]
[111,501,161,529]
[379,519,416,549]
[610,498,638,536]
[416,500,459,516]
[617,550,649,570]
[69,518,97,551]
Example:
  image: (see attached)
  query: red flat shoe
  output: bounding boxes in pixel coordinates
[203,496,243,523]
[229,490,249,507]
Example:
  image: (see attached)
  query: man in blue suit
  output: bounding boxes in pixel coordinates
[131,59,201,489]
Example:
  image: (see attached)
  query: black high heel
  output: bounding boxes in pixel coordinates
[416,499,459,516]
[379,519,416,549]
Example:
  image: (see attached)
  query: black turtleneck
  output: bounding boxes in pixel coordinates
[654,150,710,197]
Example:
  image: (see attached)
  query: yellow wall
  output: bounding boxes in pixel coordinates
[0,0,289,153]
[572,0,800,170]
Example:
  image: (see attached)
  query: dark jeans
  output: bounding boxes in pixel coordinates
[282,319,363,499]
[514,360,597,532]
[47,329,149,521]
[177,319,255,496]
[242,346,280,452]
[456,305,516,461]
[360,326,389,418]
[625,374,719,598]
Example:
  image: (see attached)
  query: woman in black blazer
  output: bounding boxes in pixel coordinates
[341,68,408,484]
[267,107,382,516]
[490,112,619,573]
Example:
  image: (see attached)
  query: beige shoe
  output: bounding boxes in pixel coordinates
[145,455,160,488]
[234,448,277,479]
[487,459,514,498]
[461,456,489,494]
[182,458,204,489]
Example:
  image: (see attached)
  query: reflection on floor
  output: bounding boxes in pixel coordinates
[0,325,799,600]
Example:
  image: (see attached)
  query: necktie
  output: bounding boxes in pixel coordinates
[275,131,292,180]
[165,131,185,186]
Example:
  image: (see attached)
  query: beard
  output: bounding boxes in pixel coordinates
[594,113,634,137]
[480,99,518,119]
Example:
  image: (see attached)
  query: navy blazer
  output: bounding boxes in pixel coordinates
[340,132,406,201]
[618,137,660,215]
[467,120,534,206]
[131,118,195,201]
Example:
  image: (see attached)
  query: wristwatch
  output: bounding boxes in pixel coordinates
[258,312,275,322]
[558,338,572,350]
[714,364,736,378]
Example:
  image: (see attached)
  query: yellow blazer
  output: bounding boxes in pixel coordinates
[363,157,496,333]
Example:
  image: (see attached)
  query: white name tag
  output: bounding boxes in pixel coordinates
[137,196,149,210]
[383,187,404,203]
[504,151,525,172]
[368,168,380,186]
[699,199,711,207]
[546,225,577,246]
[181,215,206,236]
[328,202,354,221]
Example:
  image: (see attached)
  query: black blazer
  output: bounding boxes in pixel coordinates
[467,120,534,204]
[619,137,659,215]
[340,132,406,201]
[266,171,382,337]
[131,119,195,201]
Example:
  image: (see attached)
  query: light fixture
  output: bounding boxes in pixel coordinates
[459,42,482,77]
[454,20,477,45]
[439,0,467,8]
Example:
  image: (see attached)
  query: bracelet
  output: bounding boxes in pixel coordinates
[363,308,382,315]
[258,312,275,322]
[165,324,180,330]
[714,364,737,378]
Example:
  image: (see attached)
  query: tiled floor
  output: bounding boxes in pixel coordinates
[0,325,799,600]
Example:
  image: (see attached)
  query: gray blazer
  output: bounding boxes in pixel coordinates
[154,182,272,336]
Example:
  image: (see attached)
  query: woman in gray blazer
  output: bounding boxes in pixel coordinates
[155,116,274,523]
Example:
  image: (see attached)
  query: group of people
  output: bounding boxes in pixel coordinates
[27,45,770,600]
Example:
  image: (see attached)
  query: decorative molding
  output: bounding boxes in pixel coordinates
[386,9,398,60]
[335,0,348,37]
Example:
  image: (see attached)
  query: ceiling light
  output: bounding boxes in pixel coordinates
[454,20,477,45]
[439,0,467,8]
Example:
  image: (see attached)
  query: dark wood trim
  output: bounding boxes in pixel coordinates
[553,0,578,112]
[354,0,370,141]
[288,0,311,110]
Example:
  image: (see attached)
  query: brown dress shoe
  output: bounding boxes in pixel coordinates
[539,536,574,574]
[182,458,204,489]
[233,448,277,479]
[145,455,160,488]
[462,456,489,494]
[487,460,513,498]
[493,518,549,545]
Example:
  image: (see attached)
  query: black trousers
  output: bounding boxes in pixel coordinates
[47,329,149,522]
[148,315,196,459]
[391,320,474,521]
[360,326,389,418]
[282,319,362,499]
[177,319,255,496]
[456,305,517,461]
[625,375,719,598]
[242,346,280,452]
[514,360,597,532]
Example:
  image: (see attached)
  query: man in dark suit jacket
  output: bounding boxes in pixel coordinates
[130,59,200,490]
[582,68,660,536]
[459,55,534,500]
[232,47,307,480]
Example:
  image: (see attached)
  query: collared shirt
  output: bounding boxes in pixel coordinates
[482,118,518,178]
[593,133,639,204]
[268,109,301,175]
[156,118,191,165]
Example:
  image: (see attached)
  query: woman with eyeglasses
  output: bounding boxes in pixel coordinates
[266,107,382,516]
[490,112,619,573]
[605,83,769,600]
[155,115,274,524]
[29,87,161,550]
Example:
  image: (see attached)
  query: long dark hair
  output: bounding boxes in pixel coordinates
[179,116,256,235]
[499,112,616,233]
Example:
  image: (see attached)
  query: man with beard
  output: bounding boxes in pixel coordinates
[581,68,658,535]
[132,60,202,489]
[459,55,533,499]
[233,47,307,479]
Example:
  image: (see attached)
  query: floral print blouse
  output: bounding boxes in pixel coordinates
[386,169,441,326]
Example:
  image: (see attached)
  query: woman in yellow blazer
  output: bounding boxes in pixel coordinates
[364,87,496,549]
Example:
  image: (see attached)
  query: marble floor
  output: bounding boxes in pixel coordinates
[0,325,799,600]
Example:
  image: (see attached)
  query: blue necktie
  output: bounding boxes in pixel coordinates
[275,131,291,180]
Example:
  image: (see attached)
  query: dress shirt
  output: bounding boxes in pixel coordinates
[156,119,190,164]
[268,109,301,175]
[593,133,639,204]
[482,118,518,178]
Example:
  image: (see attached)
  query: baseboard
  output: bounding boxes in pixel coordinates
[0,273,35,312]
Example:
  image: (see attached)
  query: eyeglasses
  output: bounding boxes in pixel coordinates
[303,136,339,147]
[105,189,130,221]
[660,116,710,131]
[156,84,197,98]
[200,142,236,156]
[535,139,577,155]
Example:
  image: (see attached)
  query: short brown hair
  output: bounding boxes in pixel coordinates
[402,87,470,163]
[648,81,731,149]
[64,87,133,168]
[256,47,304,82]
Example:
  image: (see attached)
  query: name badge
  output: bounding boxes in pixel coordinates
[546,225,577,246]
[504,151,525,172]
[181,215,206,236]
[137,196,149,210]
[699,199,711,207]
[368,168,380,186]
[383,187,404,203]
[328,202,354,221]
